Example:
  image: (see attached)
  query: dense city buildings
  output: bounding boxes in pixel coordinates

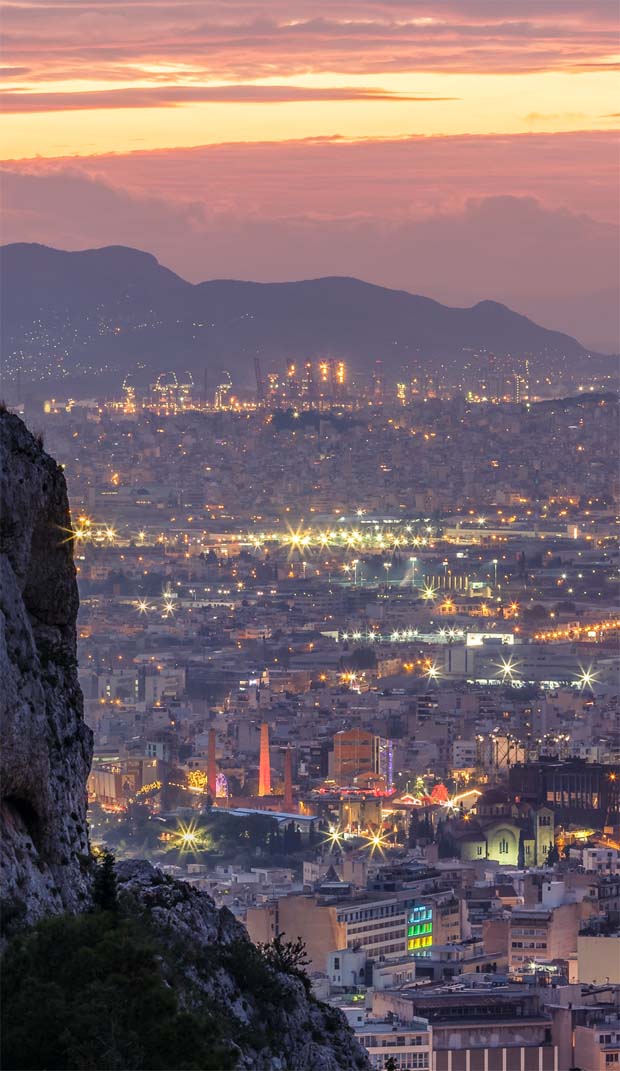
[6,374,617,1070]
[2,0,619,1066]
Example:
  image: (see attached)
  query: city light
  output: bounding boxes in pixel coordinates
[424,660,442,682]
[574,664,600,691]
[364,831,390,857]
[170,821,205,853]
[5,14,620,1066]
[493,655,523,683]
[324,826,345,850]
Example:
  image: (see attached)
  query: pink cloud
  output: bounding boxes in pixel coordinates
[2,145,618,351]
[2,0,618,87]
[11,130,614,224]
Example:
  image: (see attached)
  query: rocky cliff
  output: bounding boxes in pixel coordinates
[0,411,93,927]
[115,860,369,1071]
[0,412,369,1070]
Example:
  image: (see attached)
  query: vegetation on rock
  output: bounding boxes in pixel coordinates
[1,910,237,1070]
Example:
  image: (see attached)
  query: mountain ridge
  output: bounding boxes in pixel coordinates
[1,242,607,394]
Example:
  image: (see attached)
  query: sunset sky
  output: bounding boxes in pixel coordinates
[2,0,619,349]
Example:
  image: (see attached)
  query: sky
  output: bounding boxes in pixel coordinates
[2,0,619,350]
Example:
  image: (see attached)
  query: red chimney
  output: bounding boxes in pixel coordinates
[258,723,271,797]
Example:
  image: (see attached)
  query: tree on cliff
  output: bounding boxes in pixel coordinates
[92,851,118,913]
[0,912,237,1070]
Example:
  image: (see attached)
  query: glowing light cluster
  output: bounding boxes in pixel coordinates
[340,627,462,644]
[534,618,619,642]
[62,516,120,545]
[248,523,434,554]
[186,769,208,791]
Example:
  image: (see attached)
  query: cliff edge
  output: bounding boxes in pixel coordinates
[0,412,369,1070]
[0,411,93,927]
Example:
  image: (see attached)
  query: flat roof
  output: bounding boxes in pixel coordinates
[224,807,318,821]
[355,1021,430,1036]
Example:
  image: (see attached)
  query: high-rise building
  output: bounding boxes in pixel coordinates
[333,729,393,788]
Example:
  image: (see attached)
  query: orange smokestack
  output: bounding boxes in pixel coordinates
[258,722,271,797]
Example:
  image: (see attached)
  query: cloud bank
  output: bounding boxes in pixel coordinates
[3,139,618,352]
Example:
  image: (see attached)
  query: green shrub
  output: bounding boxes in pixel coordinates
[1,912,236,1070]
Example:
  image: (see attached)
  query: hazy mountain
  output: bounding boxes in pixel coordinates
[0,243,602,394]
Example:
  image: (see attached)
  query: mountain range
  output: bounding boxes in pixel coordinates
[0,243,607,395]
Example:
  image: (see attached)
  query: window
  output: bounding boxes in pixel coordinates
[334,957,340,969]
[499,838,509,854]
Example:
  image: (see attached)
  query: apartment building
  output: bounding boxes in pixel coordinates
[372,985,557,1071]
[355,1017,432,1071]
[246,887,462,973]
[574,1017,620,1071]
[508,903,580,970]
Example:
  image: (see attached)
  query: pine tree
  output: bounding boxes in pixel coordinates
[546,843,560,867]
[93,851,118,912]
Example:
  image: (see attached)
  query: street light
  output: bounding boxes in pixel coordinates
[492,558,498,588]
[352,559,359,586]
[383,561,391,587]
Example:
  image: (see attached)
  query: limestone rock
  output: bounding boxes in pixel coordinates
[0,412,93,929]
[116,860,370,1071]
[0,413,369,1068]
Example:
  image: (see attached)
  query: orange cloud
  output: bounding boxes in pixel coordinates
[0,84,456,112]
[2,1,617,157]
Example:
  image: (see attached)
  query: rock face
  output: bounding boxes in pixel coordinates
[116,861,369,1071]
[0,412,370,1069]
[0,412,93,928]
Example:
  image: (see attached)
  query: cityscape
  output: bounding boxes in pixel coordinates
[1,2,619,1071]
[4,363,619,1070]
